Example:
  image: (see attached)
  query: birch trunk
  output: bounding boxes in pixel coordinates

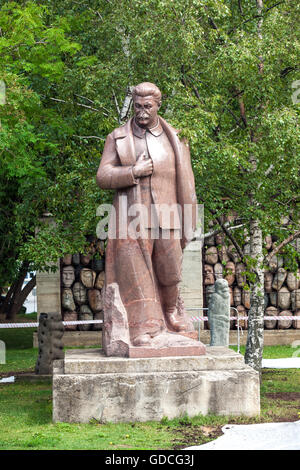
[244,219,265,371]
[244,0,265,372]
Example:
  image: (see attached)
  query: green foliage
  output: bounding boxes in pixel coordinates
[0,0,299,288]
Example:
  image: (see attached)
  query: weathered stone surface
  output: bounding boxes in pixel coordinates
[208,279,230,347]
[227,244,240,263]
[205,285,215,307]
[214,263,223,280]
[91,258,105,273]
[233,287,242,306]
[88,289,103,312]
[53,347,260,423]
[264,306,278,329]
[35,312,64,375]
[205,246,218,265]
[264,235,272,250]
[72,282,87,305]
[61,288,75,311]
[128,331,206,358]
[80,254,92,266]
[269,255,283,273]
[92,311,103,331]
[293,310,300,329]
[224,261,235,287]
[63,311,78,331]
[278,310,293,330]
[79,306,93,331]
[62,265,75,288]
[242,289,251,310]
[62,254,72,265]
[95,271,105,290]
[204,264,215,285]
[272,268,287,291]
[291,290,300,310]
[72,253,80,265]
[103,283,130,357]
[264,272,273,293]
[278,287,291,310]
[80,268,96,288]
[287,271,300,291]
[217,245,230,263]
[236,305,247,330]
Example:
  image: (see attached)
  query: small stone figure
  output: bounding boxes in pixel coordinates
[272,268,287,291]
[204,264,215,285]
[62,288,76,311]
[264,306,278,329]
[62,265,75,288]
[72,282,87,305]
[277,287,291,310]
[88,288,103,312]
[95,271,105,290]
[35,312,64,374]
[264,272,273,293]
[233,286,242,306]
[286,271,300,291]
[224,261,235,286]
[80,268,96,288]
[214,263,223,280]
[205,246,219,265]
[207,279,230,347]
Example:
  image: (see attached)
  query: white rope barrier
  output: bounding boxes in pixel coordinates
[0,316,297,328]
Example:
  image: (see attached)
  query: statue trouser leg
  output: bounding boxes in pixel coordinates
[151,230,188,332]
[105,236,166,346]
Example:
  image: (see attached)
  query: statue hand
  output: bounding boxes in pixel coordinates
[133,152,153,177]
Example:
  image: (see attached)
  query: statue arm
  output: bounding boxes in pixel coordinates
[96,133,138,189]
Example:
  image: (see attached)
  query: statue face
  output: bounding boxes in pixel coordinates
[62,266,75,288]
[72,282,87,304]
[133,95,159,128]
[204,264,214,285]
[62,288,75,311]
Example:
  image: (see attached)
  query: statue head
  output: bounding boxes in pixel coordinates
[62,265,75,288]
[132,82,161,128]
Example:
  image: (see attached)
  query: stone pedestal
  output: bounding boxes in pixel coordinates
[53,347,260,423]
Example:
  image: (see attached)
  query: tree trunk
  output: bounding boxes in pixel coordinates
[244,0,265,372]
[244,219,265,371]
[8,275,36,320]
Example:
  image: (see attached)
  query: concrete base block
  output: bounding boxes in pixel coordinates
[53,347,260,423]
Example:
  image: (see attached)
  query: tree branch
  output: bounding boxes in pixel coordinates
[265,230,300,263]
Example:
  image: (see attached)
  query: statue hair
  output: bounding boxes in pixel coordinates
[132,82,162,106]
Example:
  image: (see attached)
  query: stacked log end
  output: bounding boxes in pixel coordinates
[61,239,105,331]
[203,232,300,330]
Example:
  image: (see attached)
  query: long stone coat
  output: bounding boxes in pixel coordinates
[97,116,197,342]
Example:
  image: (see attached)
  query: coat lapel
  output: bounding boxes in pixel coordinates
[115,118,136,166]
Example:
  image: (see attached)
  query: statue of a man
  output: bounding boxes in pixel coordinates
[96,82,199,350]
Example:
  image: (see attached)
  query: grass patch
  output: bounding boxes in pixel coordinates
[1,328,299,449]
[230,344,298,359]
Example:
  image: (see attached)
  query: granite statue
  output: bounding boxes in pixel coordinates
[96,82,205,356]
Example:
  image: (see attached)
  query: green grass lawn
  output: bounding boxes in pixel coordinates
[0,324,299,450]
